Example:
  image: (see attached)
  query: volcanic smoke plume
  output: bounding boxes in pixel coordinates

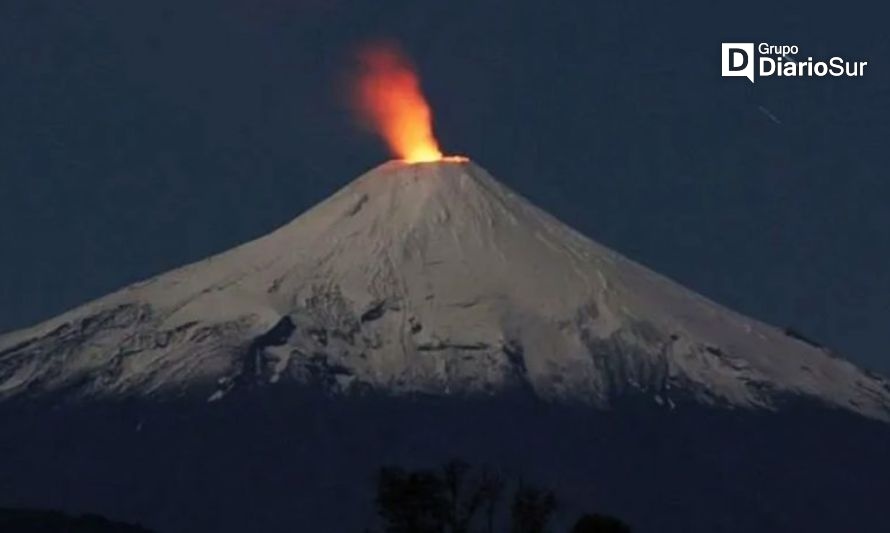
[351,44,443,163]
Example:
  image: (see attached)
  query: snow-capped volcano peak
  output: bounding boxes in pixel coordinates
[1,160,889,419]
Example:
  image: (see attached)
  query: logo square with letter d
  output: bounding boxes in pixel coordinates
[722,43,755,83]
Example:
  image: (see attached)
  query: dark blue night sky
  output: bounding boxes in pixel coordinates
[2,0,889,372]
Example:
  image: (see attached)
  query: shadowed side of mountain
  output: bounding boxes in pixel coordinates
[1,390,888,533]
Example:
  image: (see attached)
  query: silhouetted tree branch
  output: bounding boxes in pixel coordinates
[510,481,557,533]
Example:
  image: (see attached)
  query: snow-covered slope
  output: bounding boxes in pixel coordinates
[1,160,888,419]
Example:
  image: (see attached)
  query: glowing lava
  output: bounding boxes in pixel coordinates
[352,44,445,163]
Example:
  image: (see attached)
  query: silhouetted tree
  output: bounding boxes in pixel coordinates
[372,461,629,533]
[510,482,557,533]
[570,513,632,533]
[442,459,486,533]
[376,467,448,533]
[376,460,508,533]
[477,467,505,533]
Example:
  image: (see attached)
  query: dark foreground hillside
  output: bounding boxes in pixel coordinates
[0,507,154,532]
[1,389,888,533]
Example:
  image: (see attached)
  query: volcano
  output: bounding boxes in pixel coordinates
[2,160,890,533]
[1,159,888,418]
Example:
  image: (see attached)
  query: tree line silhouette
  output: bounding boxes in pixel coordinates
[371,460,631,533]
[1,460,630,532]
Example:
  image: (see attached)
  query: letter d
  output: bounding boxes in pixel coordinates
[722,43,755,83]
